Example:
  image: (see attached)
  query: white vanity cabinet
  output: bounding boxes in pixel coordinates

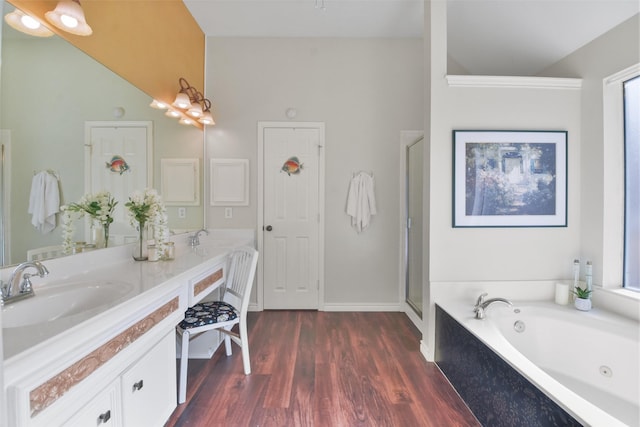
[5,284,185,427]
[2,242,236,427]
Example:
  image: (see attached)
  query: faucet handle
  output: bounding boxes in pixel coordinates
[475,292,488,307]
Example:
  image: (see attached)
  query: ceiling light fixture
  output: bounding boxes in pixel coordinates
[314,0,326,11]
[150,77,215,127]
[4,9,54,37]
[45,0,92,36]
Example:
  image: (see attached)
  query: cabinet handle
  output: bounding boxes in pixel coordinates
[98,410,111,424]
[132,379,144,391]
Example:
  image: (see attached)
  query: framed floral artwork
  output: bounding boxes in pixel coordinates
[453,130,567,227]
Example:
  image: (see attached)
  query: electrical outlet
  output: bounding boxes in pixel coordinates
[178,207,186,219]
[224,207,233,219]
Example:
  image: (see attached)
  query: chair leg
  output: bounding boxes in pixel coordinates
[239,321,251,375]
[178,329,190,404]
[223,325,233,356]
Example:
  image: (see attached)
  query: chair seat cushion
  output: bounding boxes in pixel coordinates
[179,301,238,329]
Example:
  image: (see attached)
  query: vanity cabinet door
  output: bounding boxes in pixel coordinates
[64,379,122,427]
[121,332,176,427]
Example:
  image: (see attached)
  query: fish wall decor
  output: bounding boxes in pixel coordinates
[281,156,303,176]
[106,155,130,175]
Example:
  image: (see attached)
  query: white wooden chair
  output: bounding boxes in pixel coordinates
[27,245,65,261]
[176,246,258,404]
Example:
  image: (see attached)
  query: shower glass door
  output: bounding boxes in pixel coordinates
[405,138,423,317]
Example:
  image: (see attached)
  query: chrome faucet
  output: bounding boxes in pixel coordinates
[473,292,513,319]
[189,228,209,247]
[1,261,49,305]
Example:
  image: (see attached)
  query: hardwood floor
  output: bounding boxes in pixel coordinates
[165,311,480,427]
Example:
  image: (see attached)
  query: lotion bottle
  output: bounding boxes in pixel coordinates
[585,261,593,295]
[572,259,580,302]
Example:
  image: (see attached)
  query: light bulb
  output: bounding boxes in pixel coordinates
[20,15,40,29]
[60,14,78,28]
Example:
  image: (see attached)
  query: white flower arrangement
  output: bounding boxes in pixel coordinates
[125,188,169,257]
[60,191,117,254]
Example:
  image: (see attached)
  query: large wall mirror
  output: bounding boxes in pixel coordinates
[0,2,204,267]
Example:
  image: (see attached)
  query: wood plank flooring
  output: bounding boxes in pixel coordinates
[165,311,480,427]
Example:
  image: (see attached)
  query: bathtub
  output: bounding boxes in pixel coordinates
[435,300,640,427]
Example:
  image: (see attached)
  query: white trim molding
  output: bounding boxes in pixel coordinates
[446,75,582,90]
[322,303,401,312]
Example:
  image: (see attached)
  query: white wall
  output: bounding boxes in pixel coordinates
[430,84,582,282]
[204,37,424,306]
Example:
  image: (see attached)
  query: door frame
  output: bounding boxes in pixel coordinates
[257,121,326,311]
[399,130,424,330]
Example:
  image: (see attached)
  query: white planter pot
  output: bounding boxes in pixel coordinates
[574,297,592,311]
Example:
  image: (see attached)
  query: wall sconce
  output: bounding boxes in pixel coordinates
[150,77,215,127]
[45,0,92,36]
[4,8,54,37]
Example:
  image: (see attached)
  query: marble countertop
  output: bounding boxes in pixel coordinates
[2,230,254,365]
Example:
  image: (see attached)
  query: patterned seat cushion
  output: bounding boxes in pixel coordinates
[179,301,238,329]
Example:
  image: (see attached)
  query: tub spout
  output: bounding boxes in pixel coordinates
[474,293,513,319]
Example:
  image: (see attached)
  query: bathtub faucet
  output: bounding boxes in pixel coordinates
[473,293,513,319]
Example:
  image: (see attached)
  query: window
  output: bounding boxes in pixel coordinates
[624,76,640,291]
[603,64,639,290]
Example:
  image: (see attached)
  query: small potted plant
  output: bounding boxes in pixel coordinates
[572,286,592,311]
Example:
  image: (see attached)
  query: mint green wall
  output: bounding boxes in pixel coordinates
[1,36,204,265]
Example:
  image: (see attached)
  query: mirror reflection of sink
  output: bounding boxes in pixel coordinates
[2,280,134,328]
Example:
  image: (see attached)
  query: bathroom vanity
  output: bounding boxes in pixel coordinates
[1,232,251,427]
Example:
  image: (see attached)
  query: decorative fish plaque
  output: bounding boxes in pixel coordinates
[106,155,130,175]
[281,156,303,176]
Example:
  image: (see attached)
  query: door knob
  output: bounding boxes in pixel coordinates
[265,225,273,231]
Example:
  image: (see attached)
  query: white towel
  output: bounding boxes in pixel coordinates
[28,171,60,233]
[346,172,377,233]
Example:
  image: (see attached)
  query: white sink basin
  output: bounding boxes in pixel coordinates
[2,280,134,328]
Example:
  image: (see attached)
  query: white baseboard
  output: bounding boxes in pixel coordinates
[321,303,401,312]
[420,340,433,362]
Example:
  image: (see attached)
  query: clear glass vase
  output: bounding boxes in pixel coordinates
[132,223,148,261]
[90,222,109,248]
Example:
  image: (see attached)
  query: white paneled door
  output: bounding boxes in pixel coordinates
[260,123,324,309]
[85,121,153,246]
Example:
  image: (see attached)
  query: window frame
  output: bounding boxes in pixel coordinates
[602,63,640,289]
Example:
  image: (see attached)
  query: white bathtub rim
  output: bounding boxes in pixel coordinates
[437,300,631,427]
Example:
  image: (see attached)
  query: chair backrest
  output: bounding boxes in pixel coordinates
[223,246,259,314]
[27,245,65,261]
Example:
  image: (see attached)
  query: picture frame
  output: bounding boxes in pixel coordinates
[453,130,567,228]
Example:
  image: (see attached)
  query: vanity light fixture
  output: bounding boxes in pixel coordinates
[4,9,54,37]
[151,77,215,127]
[45,0,92,36]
